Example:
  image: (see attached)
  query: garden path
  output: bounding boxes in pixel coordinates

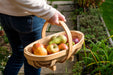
[18,1,76,75]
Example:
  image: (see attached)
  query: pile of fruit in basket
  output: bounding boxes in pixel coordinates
[32,34,80,56]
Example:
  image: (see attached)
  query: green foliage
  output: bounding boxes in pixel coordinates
[74,0,105,10]
[0,46,11,71]
[0,24,10,72]
[73,37,113,74]
[0,26,2,31]
[78,8,108,45]
[99,0,113,40]
[3,35,9,44]
[72,1,113,75]
[0,23,2,30]
[72,61,84,75]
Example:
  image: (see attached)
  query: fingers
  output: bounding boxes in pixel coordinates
[47,13,59,25]
[48,11,66,26]
[57,11,66,22]
[59,15,66,22]
[53,14,59,25]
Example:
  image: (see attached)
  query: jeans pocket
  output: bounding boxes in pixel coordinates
[11,15,33,33]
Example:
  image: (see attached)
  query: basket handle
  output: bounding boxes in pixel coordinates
[42,21,73,61]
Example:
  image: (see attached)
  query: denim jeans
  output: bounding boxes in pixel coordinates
[0,13,46,75]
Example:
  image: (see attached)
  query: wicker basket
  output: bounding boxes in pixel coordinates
[24,21,84,71]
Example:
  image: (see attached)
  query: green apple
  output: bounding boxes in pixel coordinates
[47,44,59,54]
[57,35,67,43]
[66,41,75,46]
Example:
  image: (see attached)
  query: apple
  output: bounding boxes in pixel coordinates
[33,47,48,56]
[57,35,67,43]
[64,34,68,43]
[32,43,45,52]
[58,43,68,50]
[73,38,79,44]
[47,44,59,54]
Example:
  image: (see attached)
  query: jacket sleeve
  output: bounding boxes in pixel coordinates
[10,0,57,20]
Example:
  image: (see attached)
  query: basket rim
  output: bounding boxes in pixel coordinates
[24,30,84,61]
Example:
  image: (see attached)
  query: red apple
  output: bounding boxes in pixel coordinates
[47,44,59,54]
[73,38,80,44]
[33,47,48,56]
[58,43,68,50]
[32,43,45,52]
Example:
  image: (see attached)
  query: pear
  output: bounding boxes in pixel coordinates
[51,36,57,40]
[49,35,67,45]
[49,38,61,45]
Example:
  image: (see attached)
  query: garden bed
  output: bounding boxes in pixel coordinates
[73,36,113,75]
[72,9,113,75]
[72,14,113,75]
[77,15,113,47]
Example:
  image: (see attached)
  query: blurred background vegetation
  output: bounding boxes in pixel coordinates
[100,0,113,37]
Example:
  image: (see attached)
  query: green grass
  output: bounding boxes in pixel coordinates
[99,0,113,36]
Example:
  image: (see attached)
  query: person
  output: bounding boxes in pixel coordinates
[0,0,66,75]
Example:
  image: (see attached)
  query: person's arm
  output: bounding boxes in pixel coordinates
[10,0,66,25]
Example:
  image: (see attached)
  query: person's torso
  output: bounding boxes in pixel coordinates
[0,0,32,16]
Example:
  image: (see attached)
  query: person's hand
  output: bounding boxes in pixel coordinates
[47,11,66,25]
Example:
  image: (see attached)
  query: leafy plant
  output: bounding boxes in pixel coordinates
[72,61,84,75]
[99,0,113,40]
[0,46,11,72]
[73,36,113,75]
[74,0,105,12]
[2,35,9,44]
[77,8,108,46]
